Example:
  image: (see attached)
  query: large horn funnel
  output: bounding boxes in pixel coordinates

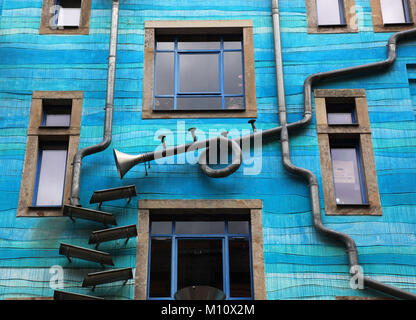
[113,149,145,179]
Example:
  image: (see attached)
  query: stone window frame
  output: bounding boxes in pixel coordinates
[142,20,257,119]
[17,91,83,217]
[305,0,358,34]
[370,0,416,33]
[39,0,92,35]
[134,199,266,300]
[315,89,382,216]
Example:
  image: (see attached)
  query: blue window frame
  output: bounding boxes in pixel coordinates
[316,0,346,26]
[32,141,68,207]
[147,216,253,300]
[326,98,357,125]
[154,35,245,111]
[380,0,412,25]
[330,138,368,205]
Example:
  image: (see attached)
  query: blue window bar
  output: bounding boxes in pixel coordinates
[154,34,245,111]
[330,139,368,205]
[147,215,253,300]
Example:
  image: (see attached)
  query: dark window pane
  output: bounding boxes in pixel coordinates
[228,221,249,234]
[225,96,244,110]
[177,239,223,291]
[380,0,406,24]
[154,97,174,110]
[155,52,174,95]
[149,238,172,297]
[327,112,353,125]
[177,97,222,110]
[331,147,365,205]
[151,221,172,234]
[316,0,342,25]
[229,238,252,297]
[176,221,224,234]
[179,54,219,93]
[60,0,81,8]
[35,147,68,206]
[224,52,243,95]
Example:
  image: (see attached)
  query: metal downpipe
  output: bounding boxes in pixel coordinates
[70,0,120,206]
[272,0,416,299]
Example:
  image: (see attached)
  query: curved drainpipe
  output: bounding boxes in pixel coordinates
[271,0,416,299]
[70,0,120,206]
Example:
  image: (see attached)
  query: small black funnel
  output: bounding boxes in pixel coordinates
[174,286,226,300]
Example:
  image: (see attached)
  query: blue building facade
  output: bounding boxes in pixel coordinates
[0,0,415,300]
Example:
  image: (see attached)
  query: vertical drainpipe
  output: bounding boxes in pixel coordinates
[271,0,416,299]
[70,0,120,206]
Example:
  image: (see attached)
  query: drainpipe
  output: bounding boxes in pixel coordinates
[70,0,120,206]
[271,0,416,299]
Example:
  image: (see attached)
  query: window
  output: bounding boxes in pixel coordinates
[39,0,91,35]
[380,0,411,24]
[54,0,82,29]
[370,0,416,32]
[306,0,358,33]
[315,89,382,215]
[42,99,72,127]
[154,35,245,112]
[329,138,367,205]
[33,141,68,206]
[17,91,83,217]
[326,98,357,125]
[142,20,257,119]
[134,200,266,300]
[316,0,346,26]
[148,216,252,299]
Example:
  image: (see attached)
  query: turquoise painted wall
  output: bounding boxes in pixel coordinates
[0,0,415,299]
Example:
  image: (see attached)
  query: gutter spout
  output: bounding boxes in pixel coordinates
[70,0,120,206]
[271,0,416,299]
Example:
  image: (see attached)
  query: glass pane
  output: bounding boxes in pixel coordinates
[316,0,341,25]
[380,0,406,24]
[229,238,252,297]
[224,52,244,95]
[154,97,174,111]
[155,52,174,95]
[35,148,67,206]
[225,96,244,110]
[224,41,242,50]
[149,238,172,297]
[228,221,249,234]
[331,147,365,205]
[179,54,219,93]
[178,36,220,50]
[177,239,223,291]
[327,112,353,125]
[45,114,71,126]
[177,97,222,110]
[176,221,225,234]
[157,40,175,51]
[151,221,172,234]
